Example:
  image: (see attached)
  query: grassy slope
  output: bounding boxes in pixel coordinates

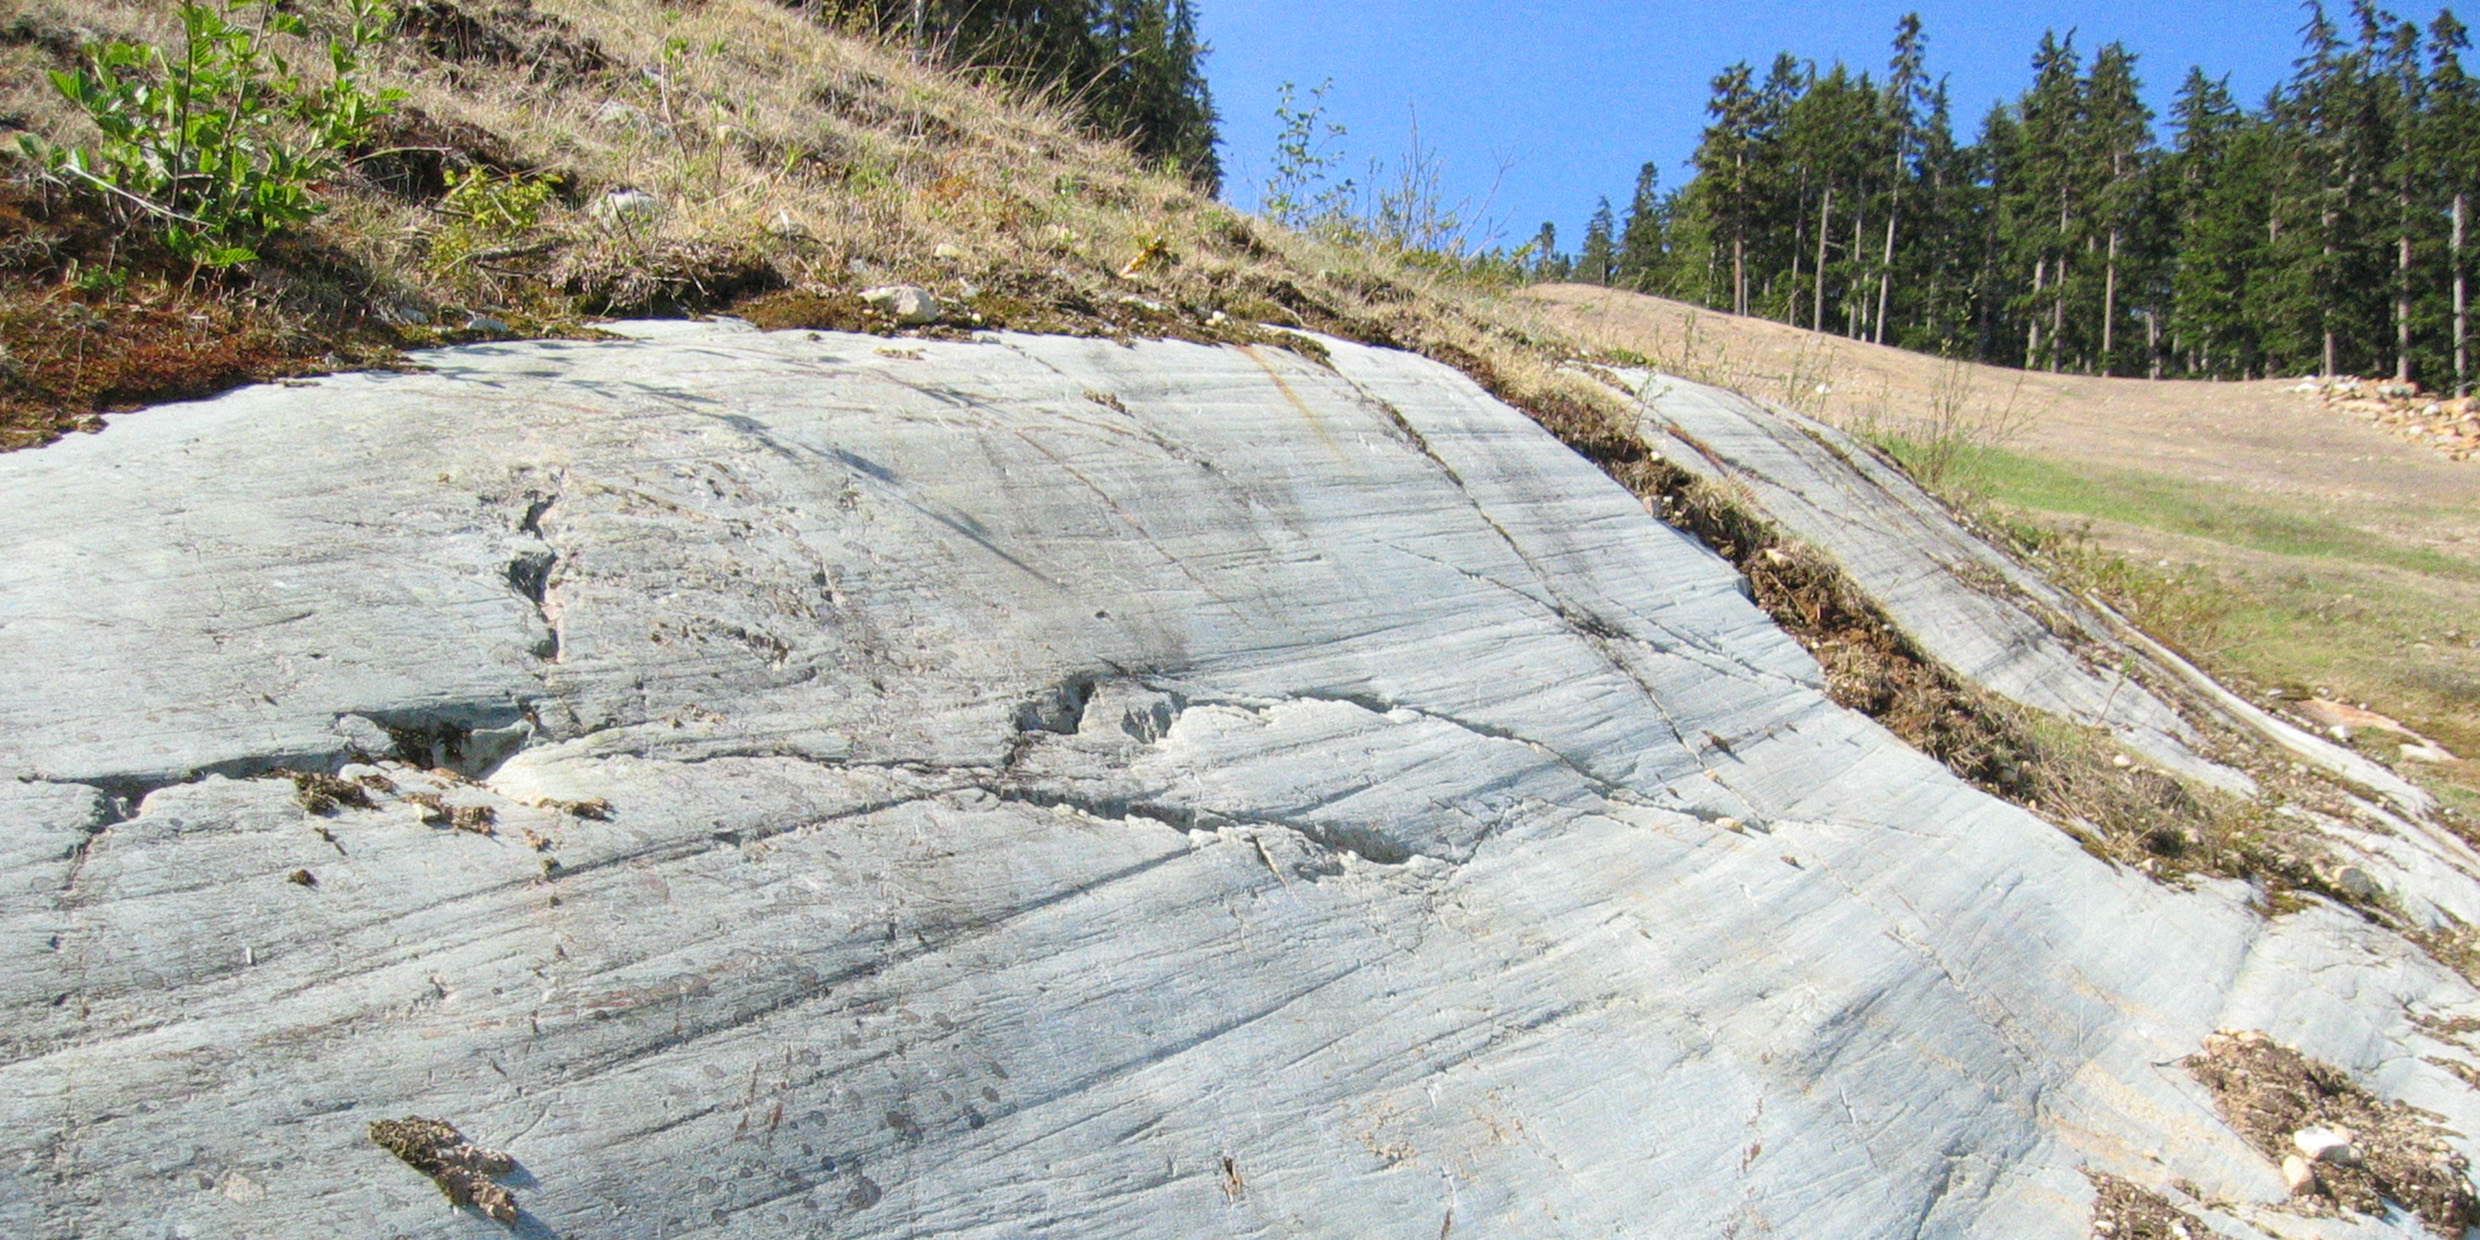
[1526,283,2480,812]
[0,0,1590,444]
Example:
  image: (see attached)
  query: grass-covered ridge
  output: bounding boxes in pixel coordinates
[0,0,1585,445]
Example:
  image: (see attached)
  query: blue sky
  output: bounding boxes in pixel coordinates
[1196,2,2325,253]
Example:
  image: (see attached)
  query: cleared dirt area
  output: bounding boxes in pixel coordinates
[1523,283,2480,809]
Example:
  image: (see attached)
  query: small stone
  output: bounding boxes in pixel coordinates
[2281,1152,2316,1195]
[592,99,667,135]
[933,242,964,261]
[766,210,810,239]
[464,315,511,336]
[2329,866,2379,901]
[2293,1126,2360,1165]
[592,188,659,223]
[1714,817,1743,832]
[861,285,941,326]
[286,869,316,887]
[2110,753,2132,768]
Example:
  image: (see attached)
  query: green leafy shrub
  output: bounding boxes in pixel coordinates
[425,167,557,275]
[19,0,402,270]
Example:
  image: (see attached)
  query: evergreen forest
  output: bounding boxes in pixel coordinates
[818,0,1220,189]
[1539,4,2480,392]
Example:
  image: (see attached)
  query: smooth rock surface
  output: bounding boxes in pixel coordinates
[4,323,2479,1239]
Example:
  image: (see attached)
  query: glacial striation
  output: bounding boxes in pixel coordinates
[4,321,2478,1238]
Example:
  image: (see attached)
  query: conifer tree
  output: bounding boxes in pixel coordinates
[1580,198,1618,285]
[1874,13,1932,344]
[1561,6,2480,388]
[2084,44,2154,373]
[1695,63,1765,314]
[1618,162,1668,290]
[823,0,1219,188]
[2431,10,2475,393]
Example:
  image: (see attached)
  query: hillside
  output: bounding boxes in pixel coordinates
[1526,283,2480,813]
[0,0,1571,450]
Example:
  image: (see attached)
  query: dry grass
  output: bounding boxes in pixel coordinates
[1,0,1583,443]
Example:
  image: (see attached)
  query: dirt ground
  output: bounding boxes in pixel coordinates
[1521,283,2480,808]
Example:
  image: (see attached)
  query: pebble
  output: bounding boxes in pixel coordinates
[2329,866,2380,901]
[862,285,941,326]
[465,315,512,336]
[592,188,660,223]
[2281,1152,2317,1194]
[2293,1126,2360,1165]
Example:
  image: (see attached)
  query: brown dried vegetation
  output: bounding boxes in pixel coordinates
[2085,1171,2208,1240]
[369,1116,520,1223]
[0,186,388,449]
[2187,1030,2476,1236]
[287,770,377,815]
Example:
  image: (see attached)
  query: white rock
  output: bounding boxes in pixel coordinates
[861,283,940,325]
[2293,1126,2360,1164]
[2282,1153,2318,1194]
[590,187,659,223]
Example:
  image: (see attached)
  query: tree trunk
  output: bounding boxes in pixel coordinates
[2029,258,2045,366]
[1733,233,1747,317]
[2399,188,2414,386]
[1813,185,1833,333]
[1850,208,1867,338]
[2456,192,2470,398]
[2102,228,2120,376]
[1875,209,1896,346]
[1789,191,1806,328]
[2322,198,2339,379]
[2050,266,2066,374]
[2147,308,2160,380]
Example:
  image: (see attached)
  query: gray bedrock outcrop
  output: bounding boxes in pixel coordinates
[3,320,2477,1239]
[1609,368,2480,936]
